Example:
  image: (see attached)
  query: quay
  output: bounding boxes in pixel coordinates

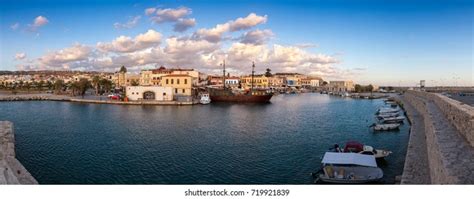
[0,121,38,184]
[0,94,198,105]
[397,90,474,184]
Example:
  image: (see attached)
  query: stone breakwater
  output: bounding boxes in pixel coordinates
[400,90,474,184]
[0,121,38,184]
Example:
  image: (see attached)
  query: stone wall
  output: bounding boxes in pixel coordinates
[402,91,474,184]
[0,121,38,184]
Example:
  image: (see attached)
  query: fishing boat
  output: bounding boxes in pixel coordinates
[381,116,406,124]
[314,152,384,184]
[208,61,273,103]
[199,93,211,104]
[370,123,401,131]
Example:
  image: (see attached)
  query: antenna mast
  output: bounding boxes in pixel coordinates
[251,62,255,92]
[222,60,226,89]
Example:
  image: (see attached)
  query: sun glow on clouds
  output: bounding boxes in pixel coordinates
[18,6,360,79]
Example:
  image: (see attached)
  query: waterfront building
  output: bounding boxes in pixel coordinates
[328,80,355,92]
[126,86,173,101]
[301,78,320,88]
[274,73,306,88]
[240,75,269,90]
[161,74,193,102]
[140,70,153,86]
[268,76,284,88]
[140,67,201,87]
[207,75,223,86]
[224,77,241,89]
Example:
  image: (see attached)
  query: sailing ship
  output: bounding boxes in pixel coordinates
[208,61,273,103]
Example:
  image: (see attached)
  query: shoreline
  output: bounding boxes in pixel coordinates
[0,94,198,105]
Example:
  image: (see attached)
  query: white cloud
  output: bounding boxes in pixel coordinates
[239,29,274,45]
[10,23,19,30]
[229,13,267,32]
[39,43,92,68]
[97,29,162,53]
[193,13,268,43]
[15,52,27,60]
[145,8,156,16]
[148,7,191,23]
[173,18,196,32]
[28,16,49,32]
[114,16,141,29]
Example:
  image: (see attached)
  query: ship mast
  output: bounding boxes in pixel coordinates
[222,60,226,90]
[251,62,255,92]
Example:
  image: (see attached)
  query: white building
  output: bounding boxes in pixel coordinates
[126,86,174,101]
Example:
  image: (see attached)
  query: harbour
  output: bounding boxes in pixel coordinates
[0,93,410,184]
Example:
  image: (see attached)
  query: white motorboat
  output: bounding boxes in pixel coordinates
[371,123,400,131]
[315,152,384,184]
[360,145,392,159]
[377,107,400,114]
[199,93,211,104]
[377,112,400,119]
[381,116,405,124]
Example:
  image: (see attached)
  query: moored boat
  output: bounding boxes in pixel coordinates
[381,116,405,124]
[208,61,273,103]
[370,123,400,131]
[199,93,211,104]
[343,141,392,159]
[314,152,384,184]
[376,112,400,119]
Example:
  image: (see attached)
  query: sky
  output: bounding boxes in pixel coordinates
[0,0,472,86]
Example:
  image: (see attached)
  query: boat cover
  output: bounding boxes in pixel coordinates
[321,152,378,167]
[344,141,364,152]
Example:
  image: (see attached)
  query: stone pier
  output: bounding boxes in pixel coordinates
[0,121,38,184]
[399,90,474,184]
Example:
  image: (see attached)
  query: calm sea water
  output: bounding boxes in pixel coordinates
[0,93,409,184]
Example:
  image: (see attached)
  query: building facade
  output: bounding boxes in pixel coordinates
[328,80,355,92]
[240,75,269,90]
[161,74,193,102]
[126,86,173,101]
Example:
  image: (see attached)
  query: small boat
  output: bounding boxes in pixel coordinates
[376,107,400,114]
[200,93,211,104]
[371,123,400,131]
[343,141,392,159]
[381,116,405,124]
[376,112,400,119]
[314,152,384,184]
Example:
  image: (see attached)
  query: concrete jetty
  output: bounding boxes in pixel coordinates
[0,121,38,184]
[399,90,474,184]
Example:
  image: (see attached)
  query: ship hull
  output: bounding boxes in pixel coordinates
[208,88,273,103]
[210,94,272,103]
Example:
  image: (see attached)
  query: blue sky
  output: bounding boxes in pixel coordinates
[0,0,472,86]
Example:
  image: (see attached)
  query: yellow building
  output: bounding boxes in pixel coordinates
[240,75,269,90]
[161,74,193,96]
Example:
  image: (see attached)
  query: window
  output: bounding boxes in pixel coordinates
[184,79,187,84]
[182,89,185,93]
[177,79,180,84]
[171,79,174,84]
[166,79,169,84]
[175,88,178,93]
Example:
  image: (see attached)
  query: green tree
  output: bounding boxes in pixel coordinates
[119,65,127,73]
[354,84,362,92]
[264,68,272,77]
[130,79,139,86]
[100,79,112,94]
[92,75,101,95]
[54,79,64,94]
[38,80,45,91]
[24,82,30,93]
[77,78,91,98]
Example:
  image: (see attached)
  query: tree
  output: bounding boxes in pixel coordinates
[92,75,101,95]
[119,65,127,73]
[24,82,30,93]
[38,80,45,91]
[54,79,64,94]
[46,81,53,90]
[265,68,272,77]
[321,81,328,86]
[130,79,139,86]
[367,84,374,92]
[355,84,362,93]
[100,79,112,94]
[77,78,91,98]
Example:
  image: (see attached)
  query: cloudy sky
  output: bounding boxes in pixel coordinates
[0,0,472,86]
